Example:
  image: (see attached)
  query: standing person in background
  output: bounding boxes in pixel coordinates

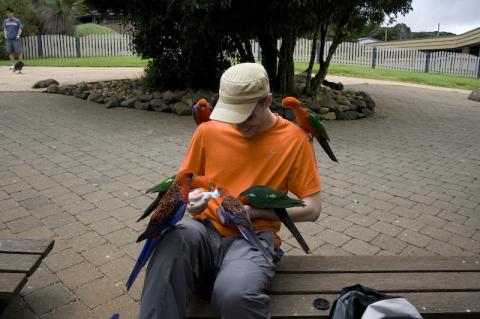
[3,7,23,70]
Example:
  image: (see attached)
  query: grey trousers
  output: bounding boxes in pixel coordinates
[138,218,277,319]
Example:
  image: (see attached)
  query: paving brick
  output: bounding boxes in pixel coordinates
[82,243,125,266]
[75,277,123,308]
[318,229,351,247]
[39,301,95,319]
[93,294,138,319]
[7,216,43,233]
[24,282,76,315]
[416,214,448,228]
[344,225,378,242]
[342,239,380,255]
[321,216,353,232]
[449,235,480,254]
[96,197,126,211]
[370,221,403,236]
[443,221,476,237]
[345,213,377,227]
[397,230,431,248]
[43,248,84,272]
[83,190,114,203]
[54,221,89,240]
[426,239,463,255]
[0,206,30,222]
[393,217,425,231]
[21,266,58,296]
[90,217,125,236]
[371,234,407,254]
[57,262,104,289]
[19,195,53,210]
[367,210,399,223]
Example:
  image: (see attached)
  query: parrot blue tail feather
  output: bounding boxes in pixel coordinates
[126,238,156,291]
[237,224,273,263]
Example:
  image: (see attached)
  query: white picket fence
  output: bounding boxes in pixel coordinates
[21,34,134,59]
[21,35,480,78]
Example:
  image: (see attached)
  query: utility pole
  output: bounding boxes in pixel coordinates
[437,23,440,37]
[385,29,388,41]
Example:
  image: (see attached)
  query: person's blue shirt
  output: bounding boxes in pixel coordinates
[3,17,22,40]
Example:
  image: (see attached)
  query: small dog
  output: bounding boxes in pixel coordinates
[13,61,24,73]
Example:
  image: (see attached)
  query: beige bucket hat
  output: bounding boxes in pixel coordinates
[210,63,270,124]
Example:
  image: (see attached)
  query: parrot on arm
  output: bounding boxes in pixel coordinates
[126,170,194,291]
[281,96,338,163]
[137,175,177,222]
[192,98,213,126]
[217,188,274,263]
[239,185,311,254]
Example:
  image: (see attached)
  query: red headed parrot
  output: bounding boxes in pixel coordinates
[282,96,338,163]
[217,188,274,262]
[192,98,213,126]
[239,185,311,254]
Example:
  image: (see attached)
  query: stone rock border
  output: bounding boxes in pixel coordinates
[40,78,376,120]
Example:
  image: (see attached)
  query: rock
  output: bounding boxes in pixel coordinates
[352,100,367,108]
[121,98,137,108]
[338,104,350,112]
[88,93,105,103]
[318,107,330,114]
[106,96,122,108]
[73,88,85,98]
[172,101,192,115]
[357,91,375,109]
[134,101,150,110]
[58,85,76,96]
[318,112,336,120]
[360,108,375,116]
[137,94,153,102]
[80,92,90,100]
[163,90,181,104]
[76,82,88,91]
[152,91,163,99]
[150,99,171,112]
[468,88,480,102]
[334,95,351,106]
[182,95,194,107]
[303,100,320,112]
[192,90,211,103]
[336,110,361,120]
[33,79,59,88]
[46,83,59,94]
[316,96,339,112]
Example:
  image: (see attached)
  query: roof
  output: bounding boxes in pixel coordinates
[365,26,480,50]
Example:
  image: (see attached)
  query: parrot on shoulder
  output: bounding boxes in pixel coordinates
[126,170,194,291]
[192,98,213,126]
[282,96,338,163]
[217,188,274,263]
[239,185,311,254]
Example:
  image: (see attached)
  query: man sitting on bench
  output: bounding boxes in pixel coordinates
[139,62,322,319]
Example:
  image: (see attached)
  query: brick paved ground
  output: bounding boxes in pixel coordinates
[1,84,479,318]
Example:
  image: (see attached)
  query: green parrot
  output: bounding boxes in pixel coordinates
[239,185,311,254]
[137,175,176,222]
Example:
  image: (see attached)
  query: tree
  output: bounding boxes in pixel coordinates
[38,0,85,35]
[304,0,412,95]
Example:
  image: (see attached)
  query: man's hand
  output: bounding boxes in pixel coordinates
[186,188,209,216]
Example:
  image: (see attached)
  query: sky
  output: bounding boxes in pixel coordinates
[383,0,479,34]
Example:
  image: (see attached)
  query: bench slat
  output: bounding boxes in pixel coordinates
[0,253,42,276]
[0,273,27,300]
[189,292,480,318]
[270,272,480,294]
[275,256,480,273]
[0,239,54,257]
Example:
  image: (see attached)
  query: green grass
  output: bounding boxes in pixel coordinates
[1,56,478,90]
[75,23,119,37]
[0,56,148,67]
[295,63,480,90]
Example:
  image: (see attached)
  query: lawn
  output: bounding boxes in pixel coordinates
[0,56,148,67]
[1,57,479,90]
[294,63,480,90]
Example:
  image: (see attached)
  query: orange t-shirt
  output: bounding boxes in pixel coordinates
[180,114,321,247]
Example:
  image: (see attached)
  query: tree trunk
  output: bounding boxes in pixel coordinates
[275,29,297,95]
[243,39,255,62]
[311,39,340,92]
[303,26,320,95]
[258,28,278,86]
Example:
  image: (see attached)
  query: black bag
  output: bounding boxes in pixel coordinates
[328,284,422,319]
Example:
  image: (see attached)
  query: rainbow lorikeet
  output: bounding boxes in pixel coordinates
[239,185,311,254]
[192,98,213,126]
[217,188,274,263]
[126,170,194,291]
[282,96,338,163]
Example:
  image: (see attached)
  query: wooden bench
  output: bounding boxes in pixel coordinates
[188,256,480,318]
[0,239,54,314]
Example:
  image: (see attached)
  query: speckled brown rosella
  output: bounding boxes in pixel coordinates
[126,170,193,291]
[217,188,273,262]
